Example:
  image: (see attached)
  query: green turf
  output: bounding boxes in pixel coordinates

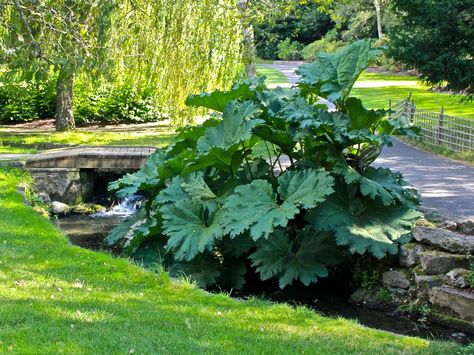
[0,145,37,154]
[0,128,174,150]
[0,168,463,354]
[255,66,474,118]
[353,73,474,118]
[256,65,289,87]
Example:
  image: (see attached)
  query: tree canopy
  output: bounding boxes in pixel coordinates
[0,0,243,129]
[388,0,474,98]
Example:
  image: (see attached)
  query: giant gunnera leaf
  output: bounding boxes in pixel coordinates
[161,199,224,261]
[297,40,380,103]
[185,77,266,112]
[250,229,342,288]
[221,169,334,240]
[307,189,421,259]
[197,100,262,153]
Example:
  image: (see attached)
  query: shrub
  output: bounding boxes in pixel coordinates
[0,77,56,123]
[276,38,304,61]
[0,75,165,125]
[302,38,344,62]
[106,40,421,289]
[74,83,165,125]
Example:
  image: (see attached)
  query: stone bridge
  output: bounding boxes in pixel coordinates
[25,146,156,205]
[25,146,156,169]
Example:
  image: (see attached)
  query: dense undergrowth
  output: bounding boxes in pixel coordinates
[107,41,422,290]
[0,75,166,125]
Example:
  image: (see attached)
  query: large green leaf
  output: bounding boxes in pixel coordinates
[297,40,380,103]
[277,169,334,209]
[161,199,224,261]
[197,100,262,153]
[181,172,216,200]
[252,124,296,153]
[185,77,265,112]
[250,229,342,288]
[344,97,385,130]
[330,153,414,207]
[334,204,421,259]
[221,180,298,240]
[221,169,334,240]
[307,189,421,259]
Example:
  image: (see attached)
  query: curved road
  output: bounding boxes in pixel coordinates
[265,62,474,220]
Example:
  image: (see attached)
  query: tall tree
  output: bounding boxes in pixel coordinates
[0,0,243,128]
[108,0,243,124]
[237,0,301,77]
[373,0,383,39]
[388,0,474,99]
[0,0,115,130]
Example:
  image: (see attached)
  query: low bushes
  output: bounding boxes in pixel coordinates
[0,77,56,123]
[0,76,165,125]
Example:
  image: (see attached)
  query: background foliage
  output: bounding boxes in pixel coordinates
[388,0,474,99]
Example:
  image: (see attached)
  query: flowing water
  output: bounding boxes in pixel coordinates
[56,196,141,250]
[55,197,473,345]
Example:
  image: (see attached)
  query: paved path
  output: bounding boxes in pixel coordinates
[267,62,474,220]
[376,140,474,219]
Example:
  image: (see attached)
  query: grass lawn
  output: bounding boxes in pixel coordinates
[0,128,174,151]
[0,145,37,154]
[0,168,463,354]
[256,66,474,118]
[256,65,289,87]
[353,73,474,118]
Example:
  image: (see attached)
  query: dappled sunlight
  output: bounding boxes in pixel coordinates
[376,140,474,218]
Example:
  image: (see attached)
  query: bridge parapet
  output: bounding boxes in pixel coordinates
[25,146,156,169]
[25,146,156,204]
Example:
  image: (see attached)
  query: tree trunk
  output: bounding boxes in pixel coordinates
[56,69,75,131]
[374,0,383,39]
[237,0,256,78]
[243,25,257,77]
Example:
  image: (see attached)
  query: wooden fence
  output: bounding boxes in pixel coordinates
[389,96,474,153]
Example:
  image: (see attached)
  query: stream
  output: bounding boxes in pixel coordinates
[55,199,473,345]
[55,196,141,250]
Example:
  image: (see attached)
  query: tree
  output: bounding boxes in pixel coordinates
[0,0,244,128]
[0,0,114,131]
[108,0,242,125]
[237,0,302,77]
[373,0,383,39]
[388,0,474,99]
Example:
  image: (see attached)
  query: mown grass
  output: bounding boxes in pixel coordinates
[0,128,174,150]
[0,168,464,354]
[351,72,474,118]
[256,65,289,87]
[255,66,474,118]
[0,145,37,154]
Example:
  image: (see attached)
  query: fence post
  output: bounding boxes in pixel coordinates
[404,99,410,120]
[437,107,444,145]
[409,100,415,124]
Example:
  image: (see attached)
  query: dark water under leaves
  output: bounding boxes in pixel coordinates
[56,213,473,345]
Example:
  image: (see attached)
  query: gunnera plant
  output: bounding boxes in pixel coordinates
[106,40,421,289]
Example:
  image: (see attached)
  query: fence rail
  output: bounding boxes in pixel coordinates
[389,97,474,153]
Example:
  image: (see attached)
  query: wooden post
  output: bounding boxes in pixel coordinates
[409,100,415,124]
[438,107,444,144]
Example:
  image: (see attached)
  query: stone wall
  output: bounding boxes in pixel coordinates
[383,222,474,331]
[28,168,95,205]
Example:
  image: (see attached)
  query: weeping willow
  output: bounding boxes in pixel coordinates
[106,0,243,124]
